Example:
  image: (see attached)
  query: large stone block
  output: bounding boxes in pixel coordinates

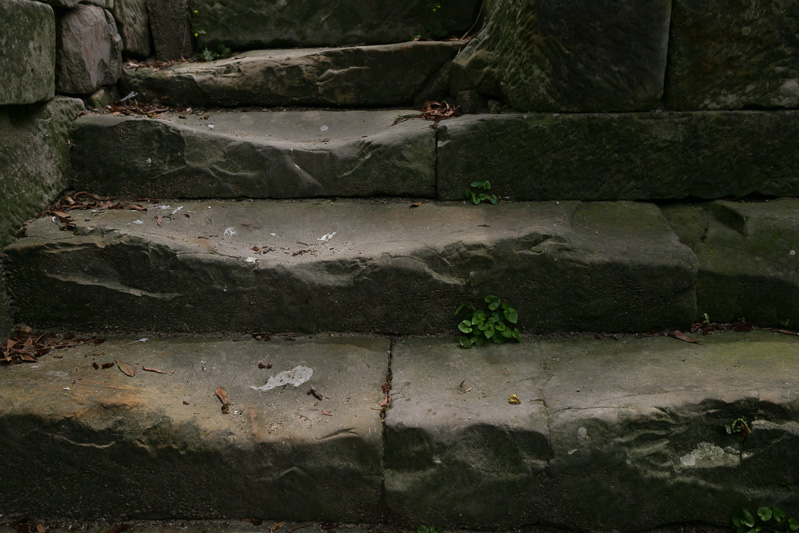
[450,0,672,112]
[189,0,480,50]
[437,111,799,201]
[0,0,55,105]
[121,41,461,107]
[666,0,799,110]
[112,0,151,58]
[662,199,799,326]
[56,5,122,94]
[146,0,193,60]
[70,110,437,199]
[0,97,85,247]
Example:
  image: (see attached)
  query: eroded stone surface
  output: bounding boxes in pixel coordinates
[0,0,55,105]
[666,0,799,110]
[56,5,122,94]
[437,112,799,201]
[0,336,386,520]
[146,0,193,60]
[112,0,151,58]
[450,0,671,111]
[70,110,436,198]
[386,332,799,530]
[4,200,696,335]
[662,199,799,326]
[189,0,480,49]
[121,41,461,107]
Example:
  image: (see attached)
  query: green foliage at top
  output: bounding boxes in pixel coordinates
[726,417,752,439]
[456,295,522,348]
[465,180,498,205]
[733,506,799,533]
[199,44,233,62]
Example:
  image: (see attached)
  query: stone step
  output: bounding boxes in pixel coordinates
[71,110,436,199]
[189,0,480,50]
[121,41,463,108]
[4,199,699,335]
[1,331,798,530]
[71,110,799,202]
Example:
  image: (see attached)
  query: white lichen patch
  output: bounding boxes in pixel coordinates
[678,441,739,468]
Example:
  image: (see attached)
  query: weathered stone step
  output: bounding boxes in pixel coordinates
[71,110,436,199]
[437,111,799,201]
[4,200,698,335]
[189,0,480,50]
[1,332,798,530]
[121,41,463,108]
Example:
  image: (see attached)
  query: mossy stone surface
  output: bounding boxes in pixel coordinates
[0,0,55,105]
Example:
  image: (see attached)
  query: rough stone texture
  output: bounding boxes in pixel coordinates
[666,0,799,110]
[4,200,696,335]
[450,0,671,112]
[0,97,85,247]
[36,0,114,7]
[0,336,386,521]
[56,5,122,94]
[70,110,436,198]
[146,0,193,60]
[189,0,480,50]
[387,332,799,530]
[0,0,55,105]
[662,199,799,327]
[112,0,152,58]
[121,41,462,108]
[436,112,799,201]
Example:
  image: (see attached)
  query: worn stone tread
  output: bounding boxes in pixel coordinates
[1,332,797,529]
[4,199,696,335]
[121,41,463,108]
[71,110,436,199]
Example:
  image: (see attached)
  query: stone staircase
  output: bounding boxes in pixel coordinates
[2,0,799,531]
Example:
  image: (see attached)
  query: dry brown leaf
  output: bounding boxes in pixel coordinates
[776,329,799,336]
[271,522,286,533]
[116,359,136,376]
[322,410,332,416]
[143,367,166,374]
[101,362,114,369]
[215,386,228,404]
[669,330,702,344]
[409,200,423,208]
[156,215,163,226]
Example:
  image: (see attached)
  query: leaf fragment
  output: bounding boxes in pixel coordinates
[216,386,230,414]
[116,359,136,376]
[143,367,166,374]
[668,330,702,344]
[508,394,521,405]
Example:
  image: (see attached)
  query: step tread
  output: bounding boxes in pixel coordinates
[122,41,464,108]
[5,199,696,335]
[1,331,797,528]
[72,109,436,198]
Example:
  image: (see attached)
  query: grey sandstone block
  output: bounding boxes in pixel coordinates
[437,112,799,201]
[146,0,193,60]
[189,0,480,50]
[70,110,437,198]
[0,0,55,105]
[451,0,672,112]
[112,0,151,58]
[662,199,799,327]
[666,0,799,110]
[56,5,122,94]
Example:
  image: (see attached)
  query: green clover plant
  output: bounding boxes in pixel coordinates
[733,506,799,533]
[465,181,498,205]
[455,295,521,348]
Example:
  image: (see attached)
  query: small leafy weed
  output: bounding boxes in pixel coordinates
[465,181,498,205]
[456,295,522,348]
[726,417,752,439]
[732,506,799,533]
[418,527,440,533]
[199,44,233,62]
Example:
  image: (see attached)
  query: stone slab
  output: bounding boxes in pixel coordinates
[0,0,55,105]
[0,335,387,520]
[450,0,671,112]
[436,112,799,201]
[0,97,85,247]
[56,5,122,94]
[189,0,480,50]
[70,110,436,198]
[121,41,462,108]
[3,200,696,335]
[666,0,799,110]
[386,331,799,530]
[662,199,799,327]
[112,0,152,58]
[146,0,193,60]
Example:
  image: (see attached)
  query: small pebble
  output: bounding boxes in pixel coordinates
[85,217,91,221]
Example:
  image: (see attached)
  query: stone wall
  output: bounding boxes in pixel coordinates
[452,0,799,112]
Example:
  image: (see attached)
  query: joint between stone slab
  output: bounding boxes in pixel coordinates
[540,352,555,462]
[377,337,394,522]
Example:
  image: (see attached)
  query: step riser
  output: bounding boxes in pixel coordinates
[122,42,461,108]
[2,333,798,529]
[71,111,799,202]
[5,201,698,335]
